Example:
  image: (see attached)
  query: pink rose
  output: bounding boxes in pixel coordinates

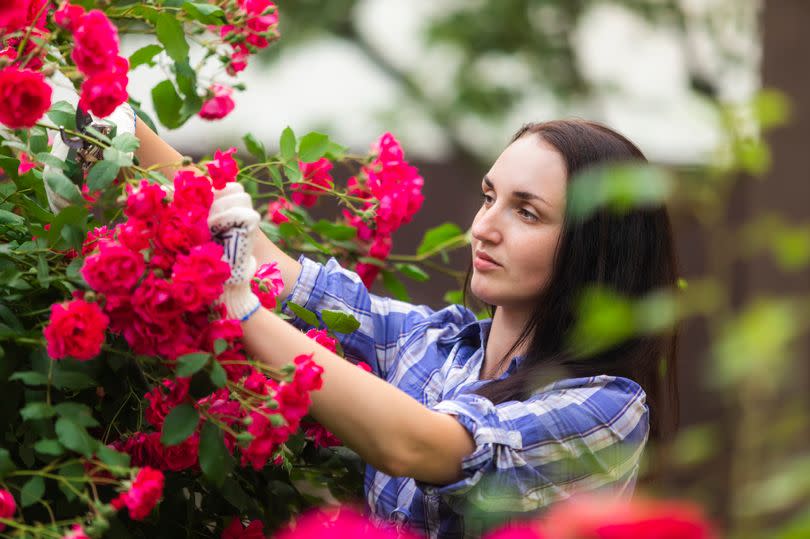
[0,67,52,128]
[206,147,239,189]
[0,488,15,532]
[250,261,284,309]
[79,66,129,118]
[61,524,91,539]
[115,218,155,253]
[171,243,231,311]
[199,84,235,120]
[173,170,214,213]
[71,9,120,76]
[266,197,292,224]
[304,329,336,353]
[81,241,146,294]
[17,152,35,175]
[144,378,191,429]
[53,3,85,32]
[112,467,164,521]
[131,273,186,323]
[161,433,199,472]
[291,158,333,207]
[222,518,265,539]
[156,207,211,254]
[125,180,169,224]
[43,299,109,360]
[0,0,29,32]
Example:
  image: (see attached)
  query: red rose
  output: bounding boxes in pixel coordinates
[304,329,336,353]
[79,68,129,118]
[171,243,230,311]
[222,518,265,539]
[144,378,191,429]
[291,158,333,207]
[112,467,164,521]
[0,0,29,32]
[81,241,146,295]
[53,3,85,32]
[251,262,284,309]
[132,273,187,323]
[199,84,235,120]
[71,9,120,76]
[43,299,109,361]
[156,207,211,254]
[161,433,199,472]
[0,67,52,128]
[173,170,214,213]
[125,180,169,223]
[206,147,239,189]
[0,488,15,532]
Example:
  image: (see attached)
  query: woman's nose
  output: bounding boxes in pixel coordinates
[471,206,502,245]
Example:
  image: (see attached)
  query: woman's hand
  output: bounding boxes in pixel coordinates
[208,183,262,321]
[44,102,136,213]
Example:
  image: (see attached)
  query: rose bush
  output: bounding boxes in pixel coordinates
[0,1,740,538]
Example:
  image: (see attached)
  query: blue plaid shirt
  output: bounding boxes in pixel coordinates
[283,257,650,538]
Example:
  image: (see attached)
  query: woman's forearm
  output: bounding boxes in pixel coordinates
[241,308,475,483]
[134,116,198,179]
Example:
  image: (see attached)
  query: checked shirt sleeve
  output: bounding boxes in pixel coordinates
[282,256,445,378]
[415,376,650,514]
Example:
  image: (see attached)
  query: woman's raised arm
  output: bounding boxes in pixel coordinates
[133,118,302,298]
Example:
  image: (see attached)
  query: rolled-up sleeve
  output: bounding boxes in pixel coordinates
[415,376,650,514]
[282,256,472,379]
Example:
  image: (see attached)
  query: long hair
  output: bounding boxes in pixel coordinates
[470,119,680,448]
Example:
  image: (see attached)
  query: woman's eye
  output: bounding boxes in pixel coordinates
[481,192,494,205]
[518,208,539,221]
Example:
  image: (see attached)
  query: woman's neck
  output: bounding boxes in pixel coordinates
[481,307,531,379]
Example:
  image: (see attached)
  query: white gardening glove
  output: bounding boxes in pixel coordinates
[44,102,136,213]
[208,182,262,321]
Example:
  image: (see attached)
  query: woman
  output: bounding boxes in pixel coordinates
[99,115,680,537]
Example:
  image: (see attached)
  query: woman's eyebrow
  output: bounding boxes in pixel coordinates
[483,175,551,208]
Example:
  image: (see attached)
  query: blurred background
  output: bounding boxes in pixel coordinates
[116,1,808,535]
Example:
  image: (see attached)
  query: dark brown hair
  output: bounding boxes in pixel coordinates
[471,119,680,447]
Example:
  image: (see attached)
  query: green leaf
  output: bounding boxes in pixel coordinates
[112,132,140,153]
[567,163,674,219]
[51,370,96,390]
[0,209,24,226]
[568,286,635,357]
[20,402,55,421]
[9,371,48,386]
[43,168,83,205]
[58,462,84,501]
[0,448,15,479]
[33,152,64,170]
[53,402,99,428]
[324,141,349,160]
[312,220,357,241]
[213,338,228,356]
[102,147,133,167]
[176,352,211,377]
[381,270,410,301]
[199,421,232,486]
[129,43,163,70]
[416,223,464,256]
[34,439,64,456]
[182,1,225,24]
[21,476,45,507]
[86,160,120,191]
[55,417,97,456]
[156,13,189,63]
[321,310,361,334]
[287,302,319,327]
[152,80,183,129]
[396,263,429,282]
[209,360,227,388]
[242,133,266,161]
[96,444,131,468]
[29,127,48,154]
[443,289,464,305]
[298,132,329,163]
[47,100,76,131]
[280,127,296,161]
[161,403,199,446]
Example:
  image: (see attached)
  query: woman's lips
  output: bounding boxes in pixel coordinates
[474,251,501,271]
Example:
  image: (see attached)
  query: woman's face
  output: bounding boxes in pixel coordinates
[470,134,567,311]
